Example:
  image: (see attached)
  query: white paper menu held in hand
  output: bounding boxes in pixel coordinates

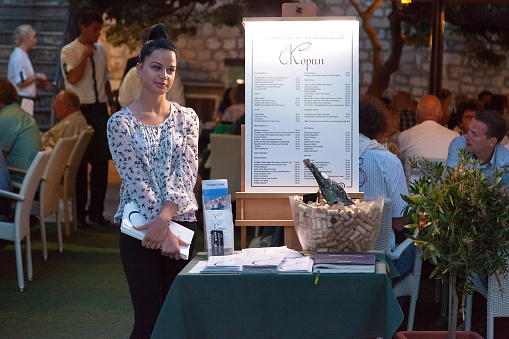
[121,201,194,260]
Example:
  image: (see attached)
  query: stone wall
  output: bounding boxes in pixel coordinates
[103,0,509,106]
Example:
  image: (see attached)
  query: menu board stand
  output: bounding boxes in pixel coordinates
[235,4,363,249]
[236,127,363,249]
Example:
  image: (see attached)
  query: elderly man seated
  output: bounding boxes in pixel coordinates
[398,95,459,181]
[446,109,509,185]
[41,89,89,148]
[359,95,414,276]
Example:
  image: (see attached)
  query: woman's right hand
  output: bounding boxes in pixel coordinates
[161,231,189,259]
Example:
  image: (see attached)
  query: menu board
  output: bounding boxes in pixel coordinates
[244,18,359,193]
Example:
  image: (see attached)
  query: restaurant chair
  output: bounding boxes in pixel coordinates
[374,198,423,331]
[407,156,447,184]
[60,126,94,235]
[32,135,77,260]
[209,133,242,201]
[0,148,51,291]
[464,265,509,339]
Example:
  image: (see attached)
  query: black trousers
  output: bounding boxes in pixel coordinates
[75,160,108,220]
[76,102,111,220]
[119,221,197,339]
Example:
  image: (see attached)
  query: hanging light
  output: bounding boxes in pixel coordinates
[401,0,412,3]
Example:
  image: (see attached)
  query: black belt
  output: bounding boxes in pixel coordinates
[19,95,37,101]
[80,102,106,109]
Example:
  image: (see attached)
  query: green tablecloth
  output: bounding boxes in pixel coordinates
[151,252,403,339]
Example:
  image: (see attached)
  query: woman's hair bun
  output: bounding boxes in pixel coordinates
[148,23,170,40]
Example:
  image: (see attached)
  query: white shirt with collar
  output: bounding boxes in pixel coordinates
[398,120,459,180]
[60,39,111,104]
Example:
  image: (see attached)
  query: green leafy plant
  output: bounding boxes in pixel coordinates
[402,149,509,336]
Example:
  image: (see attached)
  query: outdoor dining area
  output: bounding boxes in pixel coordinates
[3,1,509,338]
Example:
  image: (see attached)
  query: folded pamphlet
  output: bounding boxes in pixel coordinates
[121,201,194,260]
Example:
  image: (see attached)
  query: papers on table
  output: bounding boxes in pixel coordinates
[242,252,288,273]
[121,201,194,260]
[201,253,244,274]
[189,247,314,274]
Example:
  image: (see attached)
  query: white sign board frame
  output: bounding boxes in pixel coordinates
[244,17,359,193]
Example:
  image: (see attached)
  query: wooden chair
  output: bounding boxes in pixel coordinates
[60,126,94,235]
[374,198,423,331]
[32,136,77,260]
[0,148,51,291]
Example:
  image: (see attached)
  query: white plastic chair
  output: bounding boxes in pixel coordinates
[465,265,509,339]
[374,198,423,331]
[0,148,51,291]
[60,126,94,235]
[32,136,77,260]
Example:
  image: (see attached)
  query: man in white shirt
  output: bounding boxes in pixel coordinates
[359,96,414,276]
[60,12,117,227]
[398,95,459,180]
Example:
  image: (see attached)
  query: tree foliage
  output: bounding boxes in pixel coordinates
[68,0,294,50]
[348,1,509,96]
[402,150,509,336]
[400,3,509,68]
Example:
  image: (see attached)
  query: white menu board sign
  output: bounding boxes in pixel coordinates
[244,17,359,193]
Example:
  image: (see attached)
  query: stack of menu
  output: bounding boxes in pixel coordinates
[242,251,288,273]
[312,252,375,274]
[200,253,244,274]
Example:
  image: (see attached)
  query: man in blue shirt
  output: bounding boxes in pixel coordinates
[446,110,509,186]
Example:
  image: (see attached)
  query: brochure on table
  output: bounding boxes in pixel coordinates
[121,201,194,260]
[244,17,359,193]
[202,179,235,256]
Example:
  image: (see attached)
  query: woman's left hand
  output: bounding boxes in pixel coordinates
[133,201,179,250]
[161,231,189,259]
[134,216,169,249]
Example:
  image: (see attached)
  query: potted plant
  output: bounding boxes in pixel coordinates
[399,150,509,339]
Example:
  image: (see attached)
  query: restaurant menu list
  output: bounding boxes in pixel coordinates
[244,18,359,193]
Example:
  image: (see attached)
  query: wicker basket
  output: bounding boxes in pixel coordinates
[289,196,384,252]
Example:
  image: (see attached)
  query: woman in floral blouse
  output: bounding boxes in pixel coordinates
[107,24,198,338]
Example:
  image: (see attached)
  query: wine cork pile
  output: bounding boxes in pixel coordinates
[290,196,383,252]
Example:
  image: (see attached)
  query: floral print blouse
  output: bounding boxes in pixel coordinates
[107,102,199,223]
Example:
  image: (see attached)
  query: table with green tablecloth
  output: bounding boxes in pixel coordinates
[151,252,403,339]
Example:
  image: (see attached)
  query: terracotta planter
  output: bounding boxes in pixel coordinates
[395,331,483,339]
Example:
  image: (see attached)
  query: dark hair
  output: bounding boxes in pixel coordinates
[440,88,452,100]
[484,94,508,115]
[473,109,507,143]
[0,79,19,105]
[139,23,178,63]
[477,90,493,102]
[456,99,482,122]
[230,84,245,105]
[359,95,387,140]
[80,12,103,27]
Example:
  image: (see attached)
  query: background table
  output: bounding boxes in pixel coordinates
[151,252,403,339]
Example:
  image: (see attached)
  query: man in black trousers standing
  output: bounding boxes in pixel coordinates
[60,12,118,228]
